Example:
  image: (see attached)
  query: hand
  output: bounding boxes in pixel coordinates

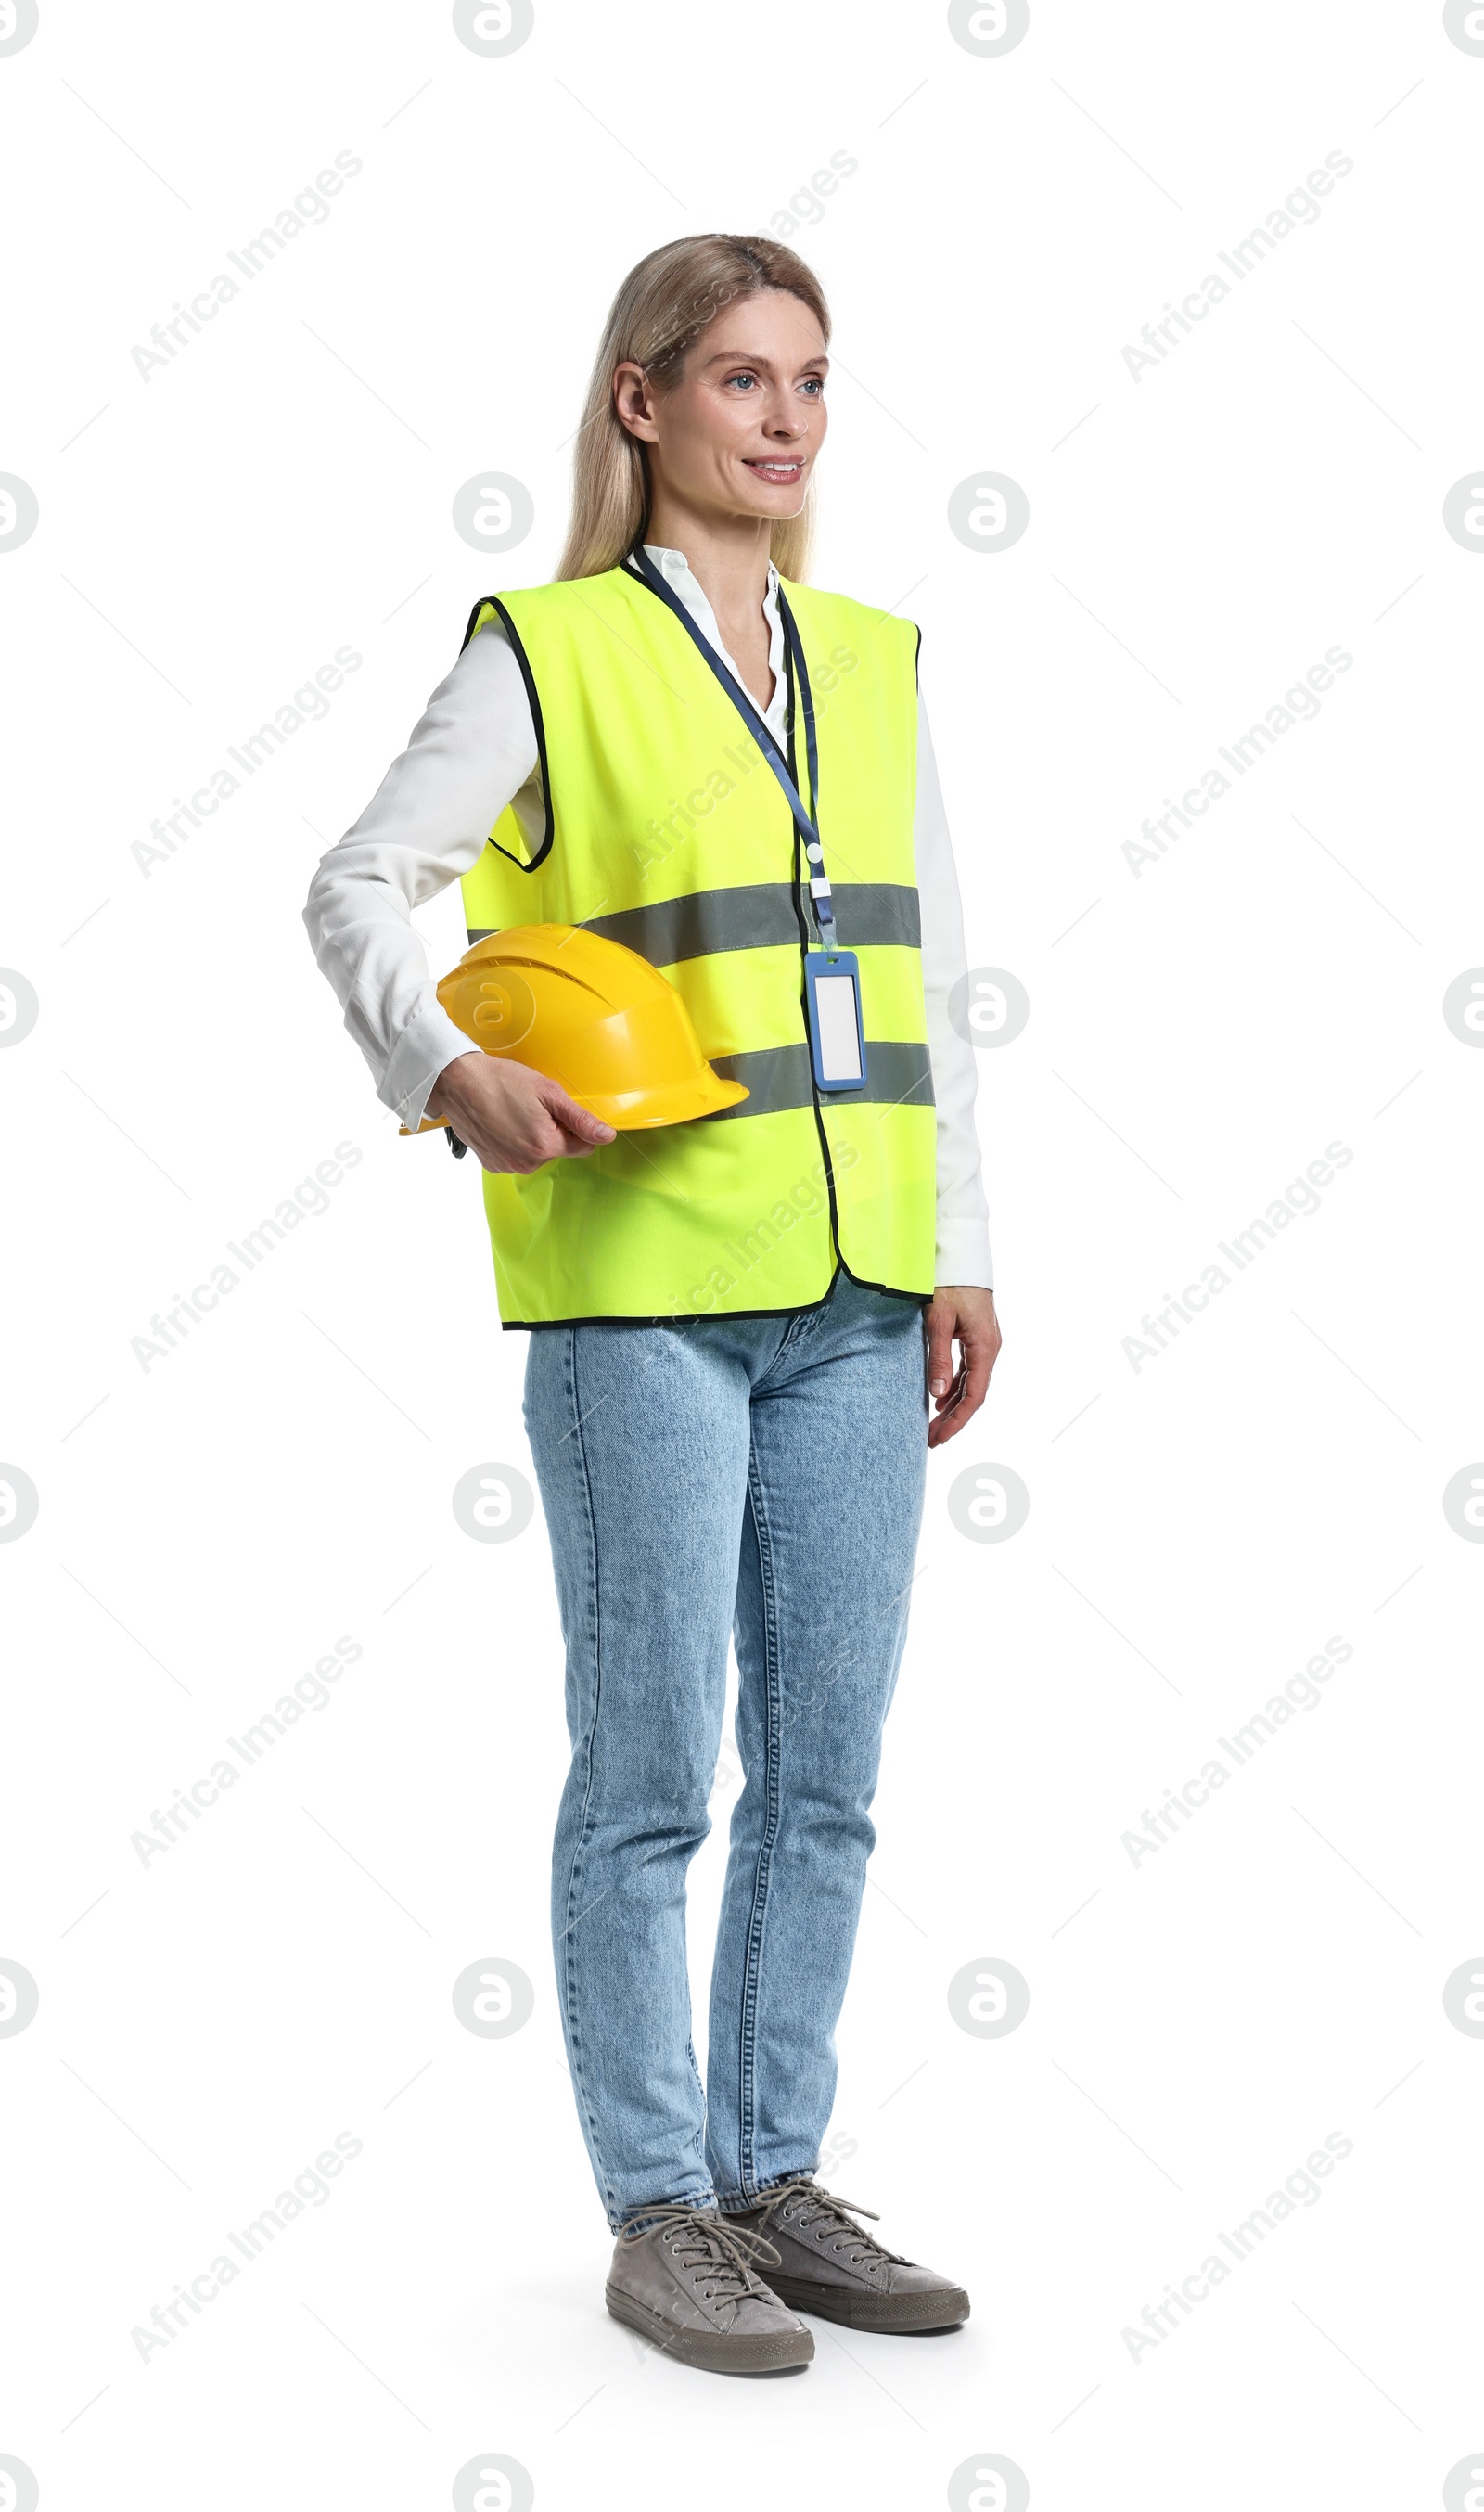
[427,1051,617,1174]
[924,1286,1000,1450]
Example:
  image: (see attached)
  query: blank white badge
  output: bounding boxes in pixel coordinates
[814,971,864,1082]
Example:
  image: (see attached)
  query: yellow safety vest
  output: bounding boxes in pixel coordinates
[459,561,936,1326]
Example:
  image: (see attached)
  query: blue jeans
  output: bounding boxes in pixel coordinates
[522,1270,929,2231]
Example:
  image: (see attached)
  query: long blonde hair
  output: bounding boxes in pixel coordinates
[556,234,830,583]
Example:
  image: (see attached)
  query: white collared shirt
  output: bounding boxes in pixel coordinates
[303,544,992,1287]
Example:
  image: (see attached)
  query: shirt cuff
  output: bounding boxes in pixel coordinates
[934,1218,994,1292]
[380,998,481,1133]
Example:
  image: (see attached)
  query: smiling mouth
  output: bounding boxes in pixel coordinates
[744,458,805,482]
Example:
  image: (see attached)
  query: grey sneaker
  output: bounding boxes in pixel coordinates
[605,2203,815,2376]
[723,2179,970,2332]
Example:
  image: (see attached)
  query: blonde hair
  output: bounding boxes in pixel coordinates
[556,234,830,583]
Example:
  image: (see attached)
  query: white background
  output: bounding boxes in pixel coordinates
[3,2,1483,2506]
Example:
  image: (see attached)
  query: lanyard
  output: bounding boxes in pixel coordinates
[625,540,838,946]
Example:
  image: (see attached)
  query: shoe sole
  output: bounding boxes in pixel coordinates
[765,2275,970,2333]
[605,2284,814,2375]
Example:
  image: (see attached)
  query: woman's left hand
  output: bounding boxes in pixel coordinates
[924,1287,1000,1449]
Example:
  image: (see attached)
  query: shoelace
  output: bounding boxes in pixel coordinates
[619,2204,783,2301]
[745,2179,907,2269]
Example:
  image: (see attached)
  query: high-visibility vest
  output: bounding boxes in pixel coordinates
[458,562,936,1326]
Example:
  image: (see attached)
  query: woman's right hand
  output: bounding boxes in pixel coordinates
[428,1051,617,1174]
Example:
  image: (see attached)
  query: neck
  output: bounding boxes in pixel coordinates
[641,493,773,627]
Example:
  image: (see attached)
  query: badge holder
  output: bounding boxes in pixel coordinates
[803,948,868,1093]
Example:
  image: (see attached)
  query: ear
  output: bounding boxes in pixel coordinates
[612,358,660,442]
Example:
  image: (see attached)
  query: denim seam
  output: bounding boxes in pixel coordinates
[555,1326,622,2228]
[757,1301,810,1385]
[734,1449,787,2197]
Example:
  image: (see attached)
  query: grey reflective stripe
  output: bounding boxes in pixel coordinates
[465,881,921,963]
[588,886,796,962]
[699,1040,934,1121]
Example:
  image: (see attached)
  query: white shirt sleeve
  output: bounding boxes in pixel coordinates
[915,690,995,1290]
[301,622,542,1134]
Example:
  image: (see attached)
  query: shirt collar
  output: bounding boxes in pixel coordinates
[643,542,780,608]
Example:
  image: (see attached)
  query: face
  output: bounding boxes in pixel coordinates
[614,288,828,523]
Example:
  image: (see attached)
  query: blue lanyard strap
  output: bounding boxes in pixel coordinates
[625,542,838,945]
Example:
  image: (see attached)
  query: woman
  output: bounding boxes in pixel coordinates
[303,234,1000,2377]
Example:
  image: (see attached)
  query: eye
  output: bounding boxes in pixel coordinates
[723,370,761,391]
[799,376,825,397]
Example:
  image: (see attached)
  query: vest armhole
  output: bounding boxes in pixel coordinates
[461,596,493,654]
[913,621,922,690]
[463,595,555,875]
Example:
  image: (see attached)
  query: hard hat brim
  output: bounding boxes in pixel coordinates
[582,1075,750,1129]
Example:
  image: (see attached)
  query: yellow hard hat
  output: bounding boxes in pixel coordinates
[417,922,749,1131]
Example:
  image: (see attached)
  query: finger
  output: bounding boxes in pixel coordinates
[928,1374,976,1443]
[945,1329,993,1414]
[927,1352,991,1447]
[541,1083,616,1145]
[925,1304,958,1400]
[476,1126,563,1176]
[512,1121,597,1170]
[954,1343,993,1419]
[528,1127,580,1166]
[933,1348,966,1408]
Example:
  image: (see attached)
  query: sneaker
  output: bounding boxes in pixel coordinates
[723,2179,970,2332]
[605,2203,815,2375]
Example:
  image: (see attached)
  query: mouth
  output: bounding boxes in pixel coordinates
[743,457,806,486]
